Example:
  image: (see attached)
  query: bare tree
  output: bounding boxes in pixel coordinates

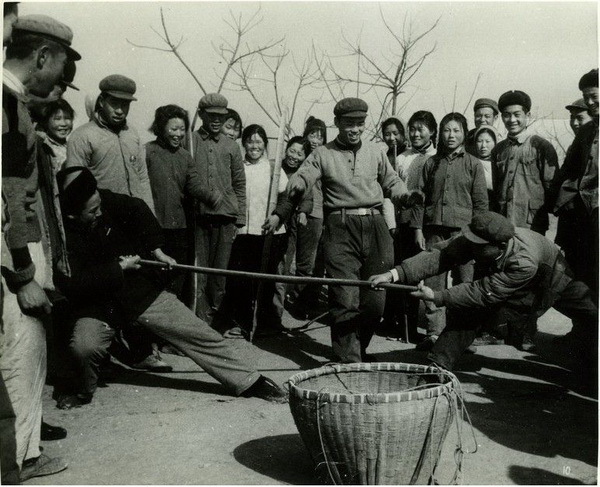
[228,44,320,133]
[314,6,440,138]
[126,6,284,96]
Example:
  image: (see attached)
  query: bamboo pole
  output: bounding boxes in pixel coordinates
[139,259,418,292]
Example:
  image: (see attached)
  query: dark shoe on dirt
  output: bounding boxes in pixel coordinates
[242,376,288,403]
[56,393,93,410]
[131,352,173,372]
[20,454,68,482]
[472,332,504,346]
[41,422,67,441]
[415,335,438,352]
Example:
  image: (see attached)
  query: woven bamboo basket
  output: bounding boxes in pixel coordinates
[287,362,459,485]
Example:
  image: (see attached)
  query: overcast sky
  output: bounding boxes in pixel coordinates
[19,1,598,145]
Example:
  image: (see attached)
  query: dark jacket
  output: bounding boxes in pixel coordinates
[1,85,41,288]
[411,149,488,229]
[550,119,598,216]
[395,227,574,316]
[189,128,246,225]
[56,190,166,323]
[492,132,558,233]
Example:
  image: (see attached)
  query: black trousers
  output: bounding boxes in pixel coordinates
[428,279,598,371]
[323,213,394,363]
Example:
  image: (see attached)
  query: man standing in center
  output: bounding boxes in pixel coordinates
[190,93,246,324]
[287,98,414,363]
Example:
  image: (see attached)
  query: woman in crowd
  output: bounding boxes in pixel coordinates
[145,104,195,301]
[223,124,293,338]
[390,111,438,342]
[279,136,315,315]
[472,125,497,203]
[221,108,243,141]
[411,112,488,351]
[381,117,407,166]
[287,117,329,319]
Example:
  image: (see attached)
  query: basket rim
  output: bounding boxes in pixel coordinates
[287,362,457,404]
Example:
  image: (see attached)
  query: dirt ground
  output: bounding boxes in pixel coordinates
[31,302,597,486]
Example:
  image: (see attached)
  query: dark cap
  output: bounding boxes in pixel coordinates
[13,14,81,61]
[334,97,368,118]
[498,90,531,113]
[462,211,515,245]
[61,60,79,91]
[99,74,137,101]
[565,98,588,112]
[579,69,599,90]
[474,98,499,115]
[57,167,98,216]
[198,93,228,114]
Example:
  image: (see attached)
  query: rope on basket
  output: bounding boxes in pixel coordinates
[316,388,342,485]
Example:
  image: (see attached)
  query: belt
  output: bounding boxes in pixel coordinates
[329,207,382,216]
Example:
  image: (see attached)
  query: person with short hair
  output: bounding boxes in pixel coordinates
[492,90,559,235]
[287,98,417,363]
[2,13,80,481]
[220,108,243,141]
[465,98,500,155]
[54,167,288,407]
[411,112,488,351]
[146,104,220,301]
[223,125,293,338]
[66,74,155,213]
[190,93,246,324]
[369,211,598,372]
[472,125,498,199]
[565,98,593,136]
[551,69,599,300]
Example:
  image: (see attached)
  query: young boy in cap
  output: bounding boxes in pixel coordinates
[465,97,501,155]
[369,211,598,372]
[54,167,287,407]
[67,74,155,214]
[2,13,80,481]
[287,97,418,363]
[189,93,246,324]
[551,69,599,299]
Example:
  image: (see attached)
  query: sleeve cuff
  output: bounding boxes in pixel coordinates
[433,291,445,307]
[390,268,399,282]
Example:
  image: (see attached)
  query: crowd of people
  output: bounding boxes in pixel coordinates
[1,5,598,484]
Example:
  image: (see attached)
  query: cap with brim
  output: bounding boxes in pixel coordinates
[461,224,490,244]
[99,75,137,101]
[565,98,587,112]
[198,93,228,115]
[474,98,499,115]
[334,97,369,118]
[103,90,136,101]
[13,14,81,61]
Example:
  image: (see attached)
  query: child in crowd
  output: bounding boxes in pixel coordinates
[223,125,293,338]
[412,112,488,351]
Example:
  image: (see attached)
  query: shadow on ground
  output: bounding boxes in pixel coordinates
[508,465,587,485]
[233,434,319,484]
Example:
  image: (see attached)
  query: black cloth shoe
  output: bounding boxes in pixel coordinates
[41,421,67,441]
[415,335,438,351]
[20,454,68,482]
[242,376,288,403]
[56,393,93,410]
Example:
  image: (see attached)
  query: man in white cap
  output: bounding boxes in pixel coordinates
[2,13,80,481]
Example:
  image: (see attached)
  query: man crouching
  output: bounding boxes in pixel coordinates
[55,167,287,407]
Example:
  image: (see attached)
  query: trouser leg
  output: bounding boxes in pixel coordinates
[138,291,260,395]
[69,318,115,396]
[324,214,364,363]
[289,217,323,303]
[422,228,449,336]
[194,221,213,321]
[162,228,189,301]
[206,221,236,322]
[259,234,288,327]
[358,215,394,355]
[0,369,19,484]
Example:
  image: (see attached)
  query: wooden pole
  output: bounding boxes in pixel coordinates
[139,260,419,292]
